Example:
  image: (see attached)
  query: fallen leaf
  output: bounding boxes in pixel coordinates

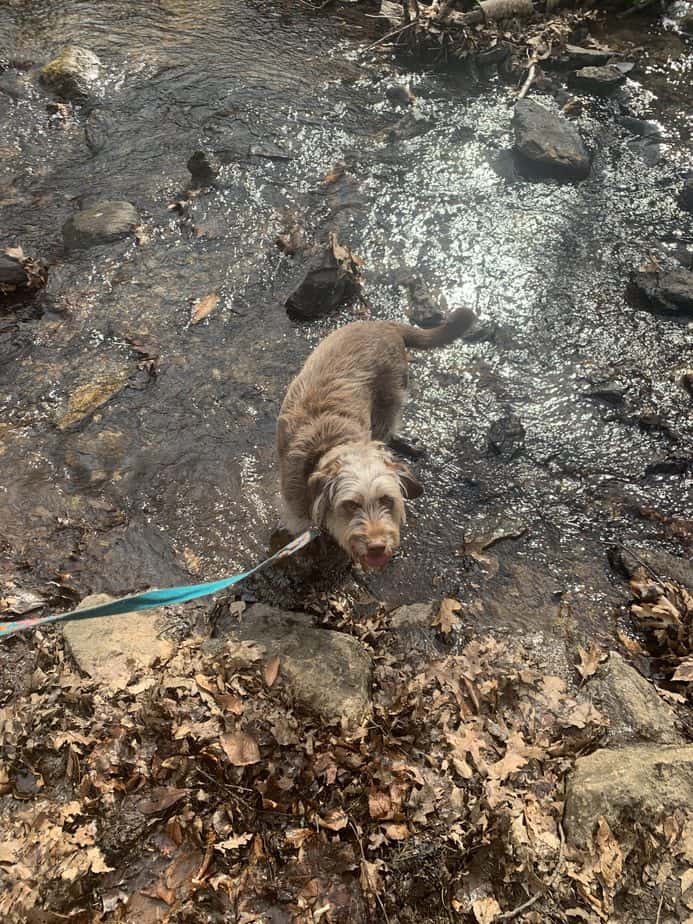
[264,655,280,688]
[190,293,219,325]
[319,809,348,831]
[220,731,261,766]
[137,787,188,815]
[432,597,461,634]
[368,790,392,820]
[214,832,253,852]
[594,816,623,889]
[472,896,501,924]
[383,823,409,840]
[577,642,606,681]
[285,828,313,849]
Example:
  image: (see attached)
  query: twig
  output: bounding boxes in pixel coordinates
[655,889,664,924]
[366,20,416,51]
[497,820,565,920]
[349,819,391,924]
[516,44,552,102]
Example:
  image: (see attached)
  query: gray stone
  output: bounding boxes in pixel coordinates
[563,44,616,68]
[63,200,138,250]
[216,605,372,728]
[40,46,101,99]
[403,276,446,329]
[611,546,693,593]
[63,593,173,691]
[0,252,29,288]
[586,652,681,745]
[187,150,221,186]
[680,177,693,212]
[565,744,693,845]
[630,267,693,318]
[569,64,629,95]
[388,603,433,629]
[512,100,590,180]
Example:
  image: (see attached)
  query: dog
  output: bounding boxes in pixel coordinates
[276,308,476,570]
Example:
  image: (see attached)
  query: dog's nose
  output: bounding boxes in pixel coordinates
[367,542,387,555]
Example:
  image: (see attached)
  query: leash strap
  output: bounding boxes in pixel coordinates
[0,527,319,640]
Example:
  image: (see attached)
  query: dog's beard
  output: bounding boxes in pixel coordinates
[310,445,406,570]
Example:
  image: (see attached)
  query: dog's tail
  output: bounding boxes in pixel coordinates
[395,307,477,350]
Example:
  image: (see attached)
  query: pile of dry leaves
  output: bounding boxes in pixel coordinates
[2,592,692,923]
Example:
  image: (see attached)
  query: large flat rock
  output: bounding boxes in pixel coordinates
[63,593,173,691]
[214,604,372,729]
[565,744,693,845]
[63,200,138,250]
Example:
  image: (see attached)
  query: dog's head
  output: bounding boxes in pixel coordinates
[308,442,423,570]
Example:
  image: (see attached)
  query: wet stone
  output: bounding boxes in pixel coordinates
[212,604,372,729]
[487,413,525,459]
[0,253,29,288]
[40,46,101,100]
[512,100,590,180]
[680,177,693,212]
[187,150,221,186]
[629,266,693,318]
[62,200,138,250]
[285,240,361,320]
[63,593,174,691]
[568,64,629,95]
[562,44,616,68]
[402,275,446,328]
[609,546,693,593]
[565,744,693,846]
[585,652,681,746]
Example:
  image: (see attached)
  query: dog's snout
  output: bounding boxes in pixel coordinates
[367,542,387,554]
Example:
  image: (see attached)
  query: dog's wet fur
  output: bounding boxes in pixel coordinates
[277,308,476,570]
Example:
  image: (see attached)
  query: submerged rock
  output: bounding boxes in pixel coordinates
[512,100,590,180]
[213,604,372,728]
[63,593,173,691]
[487,413,525,459]
[609,546,693,592]
[586,652,680,746]
[565,744,693,845]
[63,200,138,250]
[40,46,101,99]
[569,64,629,95]
[680,177,693,212]
[629,266,693,318]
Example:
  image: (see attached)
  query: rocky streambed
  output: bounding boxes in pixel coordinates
[1,1,692,921]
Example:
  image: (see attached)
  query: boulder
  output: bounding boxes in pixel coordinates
[586,652,681,745]
[565,745,693,845]
[40,46,101,99]
[213,605,372,729]
[629,267,693,318]
[568,64,630,95]
[512,100,590,180]
[63,200,138,250]
[63,594,173,691]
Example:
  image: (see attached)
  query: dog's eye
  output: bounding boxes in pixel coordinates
[340,500,360,516]
[379,496,395,511]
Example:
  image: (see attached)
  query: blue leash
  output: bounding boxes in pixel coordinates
[0,528,319,640]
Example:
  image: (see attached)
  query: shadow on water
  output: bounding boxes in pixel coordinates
[1,1,691,635]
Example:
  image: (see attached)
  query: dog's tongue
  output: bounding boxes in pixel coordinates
[365,550,390,569]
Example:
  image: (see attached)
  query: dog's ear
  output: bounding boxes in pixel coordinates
[390,460,423,499]
[307,460,341,524]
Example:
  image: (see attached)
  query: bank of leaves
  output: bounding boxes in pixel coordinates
[0,610,691,922]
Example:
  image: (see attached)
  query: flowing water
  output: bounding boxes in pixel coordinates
[1,1,691,635]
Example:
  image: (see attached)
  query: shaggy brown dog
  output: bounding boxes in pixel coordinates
[277,308,476,569]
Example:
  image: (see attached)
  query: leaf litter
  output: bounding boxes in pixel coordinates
[1,602,693,923]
